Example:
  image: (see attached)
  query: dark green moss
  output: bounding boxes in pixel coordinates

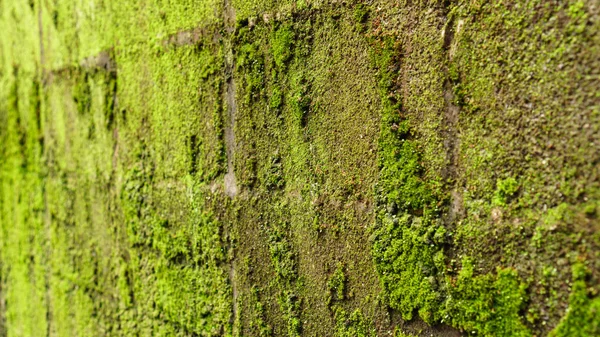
[353,4,369,32]
[72,72,92,115]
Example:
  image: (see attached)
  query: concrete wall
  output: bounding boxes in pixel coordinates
[0,0,598,336]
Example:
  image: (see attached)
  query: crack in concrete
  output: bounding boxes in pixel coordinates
[441,13,464,229]
[223,0,239,199]
[223,0,239,333]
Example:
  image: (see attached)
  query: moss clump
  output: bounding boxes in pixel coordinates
[445,259,531,337]
[370,36,438,214]
[290,72,311,127]
[268,222,297,282]
[327,263,346,305]
[249,287,274,337]
[549,263,600,337]
[238,40,265,106]
[393,328,413,337]
[72,72,92,115]
[333,307,375,337]
[371,213,445,323]
[262,154,284,190]
[271,24,294,69]
[370,34,444,324]
[282,292,302,337]
[270,86,283,110]
[493,177,519,206]
[267,220,302,337]
[353,4,369,32]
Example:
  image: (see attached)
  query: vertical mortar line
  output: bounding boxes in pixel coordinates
[441,9,464,232]
[37,0,54,335]
[222,0,239,333]
[223,0,239,199]
[38,0,44,67]
[38,0,45,79]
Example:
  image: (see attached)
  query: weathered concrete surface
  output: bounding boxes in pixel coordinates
[0,0,599,336]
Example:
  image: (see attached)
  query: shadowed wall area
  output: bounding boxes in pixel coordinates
[0,0,599,336]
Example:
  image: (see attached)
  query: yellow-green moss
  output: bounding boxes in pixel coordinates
[1,1,599,336]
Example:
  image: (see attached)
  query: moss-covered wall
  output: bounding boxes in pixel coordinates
[0,0,598,336]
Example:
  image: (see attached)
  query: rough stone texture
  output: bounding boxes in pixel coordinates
[0,0,598,336]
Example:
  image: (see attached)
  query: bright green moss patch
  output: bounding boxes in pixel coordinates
[248,286,274,337]
[493,177,520,206]
[549,263,600,337]
[369,26,444,325]
[371,213,444,323]
[2,1,600,336]
[445,260,531,337]
[271,24,294,69]
[266,218,302,337]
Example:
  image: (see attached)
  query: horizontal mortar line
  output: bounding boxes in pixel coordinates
[41,4,330,80]
[161,22,223,47]
[42,49,116,84]
[41,23,220,81]
[160,3,331,48]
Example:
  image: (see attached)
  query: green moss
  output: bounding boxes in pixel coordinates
[549,263,600,337]
[567,1,586,19]
[393,328,413,337]
[369,31,443,325]
[493,177,519,206]
[353,4,369,32]
[268,222,297,283]
[583,202,597,217]
[2,1,600,336]
[73,72,92,115]
[290,72,311,127]
[271,24,294,69]
[267,220,302,336]
[249,287,274,337]
[282,291,302,337]
[371,213,444,323]
[327,263,346,305]
[370,36,438,215]
[270,86,283,110]
[333,307,375,337]
[445,259,531,336]
[238,41,265,107]
[262,154,285,190]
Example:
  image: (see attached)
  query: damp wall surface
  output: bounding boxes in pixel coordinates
[0,0,599,336]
